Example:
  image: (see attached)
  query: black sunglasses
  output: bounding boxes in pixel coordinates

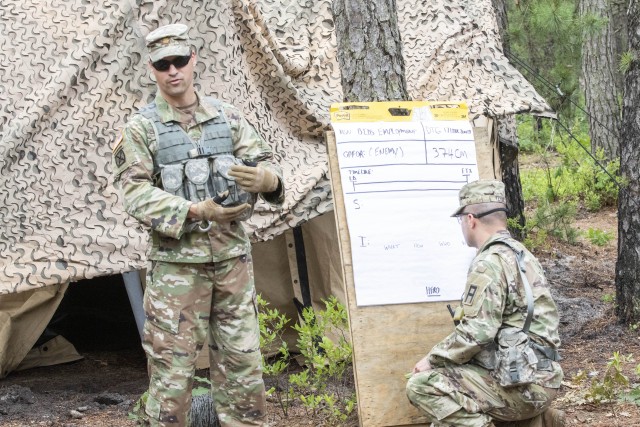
[455,207,508,223]
[151,54,192,72]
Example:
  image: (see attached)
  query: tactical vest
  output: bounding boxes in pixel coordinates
[138,98,254,215]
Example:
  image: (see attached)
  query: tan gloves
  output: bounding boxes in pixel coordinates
[188,165,280,225]
[228,165,279,193]
[190,195,249,223]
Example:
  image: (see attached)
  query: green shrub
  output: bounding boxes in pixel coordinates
[518,115,620,250]
[519,113,620,213]
[563,352,632,406]
[517,116,556,153]
[601,293,615,304]
[257,294,294,416]
[586,352,630,404]
[258,294,291,377]
[258,296,356,425]
[290,297,355,425]
[522,199,579,249]
[586,228,614,246]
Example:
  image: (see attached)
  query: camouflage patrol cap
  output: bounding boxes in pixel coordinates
[451,179,506,216]
[146,24,191,62]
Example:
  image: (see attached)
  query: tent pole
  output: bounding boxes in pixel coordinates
[122,271,145,340]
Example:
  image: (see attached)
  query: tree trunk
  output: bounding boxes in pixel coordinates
[498,117,526,240]
[332,0,408,102]
[610,0,628,92]
[615,0,640,324]
[580,0,623,160]
[492,0,526,240]
[492,0,509,44]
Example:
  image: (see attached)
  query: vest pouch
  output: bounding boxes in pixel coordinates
[184,159,211,202]
[492,327,538,388]
[211,155,256,221]
[160,164,186,199]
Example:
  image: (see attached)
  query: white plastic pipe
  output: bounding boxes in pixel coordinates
[122,270,145,340]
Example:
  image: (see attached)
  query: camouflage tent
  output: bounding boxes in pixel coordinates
[0,0,552,377]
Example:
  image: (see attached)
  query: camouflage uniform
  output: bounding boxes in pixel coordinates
[112,92,283,427]
[406,181,563,427]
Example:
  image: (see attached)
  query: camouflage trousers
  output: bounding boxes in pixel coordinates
[141,255,266,427]
[406,363,557,427]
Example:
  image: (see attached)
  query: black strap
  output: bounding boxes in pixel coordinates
[514,250,534,334]
[473,207,509,219]
[531,341,562,362]
[292,226,312,315]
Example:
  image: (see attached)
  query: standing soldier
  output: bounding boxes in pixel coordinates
[112,23,283,427]
[406,180,564,427]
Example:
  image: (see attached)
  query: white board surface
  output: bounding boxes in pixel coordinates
[331,117,479,306]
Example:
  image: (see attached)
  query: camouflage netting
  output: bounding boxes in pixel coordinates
[0,0,552,294]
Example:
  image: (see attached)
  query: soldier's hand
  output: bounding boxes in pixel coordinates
[228,164,279,193]
[191,197,250,223]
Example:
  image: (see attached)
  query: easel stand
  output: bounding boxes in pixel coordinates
[327,130,449,427]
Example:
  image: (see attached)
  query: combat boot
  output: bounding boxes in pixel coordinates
[511,409,566,427]
[542,408,566,427]
[493,408,565,427]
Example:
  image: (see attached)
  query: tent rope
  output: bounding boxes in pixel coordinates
[504,50,623,190]
[506,50,621,140]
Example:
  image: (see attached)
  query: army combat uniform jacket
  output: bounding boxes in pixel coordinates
[428,231,563,389]
[112,93,284,262]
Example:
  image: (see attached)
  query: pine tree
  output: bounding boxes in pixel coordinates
[508,0,583,119]
[580,0,624,160]
[493,0,526,240]
[615,0,640,325]
[332,0,408,102]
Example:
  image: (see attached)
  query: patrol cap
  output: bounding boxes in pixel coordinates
[451,179,506,216]
[146,24,191,62]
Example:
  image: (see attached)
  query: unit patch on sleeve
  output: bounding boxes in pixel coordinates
[464,285,478,305]
[114,147,126,167]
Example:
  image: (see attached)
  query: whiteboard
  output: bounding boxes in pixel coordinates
[331,116,479,306]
